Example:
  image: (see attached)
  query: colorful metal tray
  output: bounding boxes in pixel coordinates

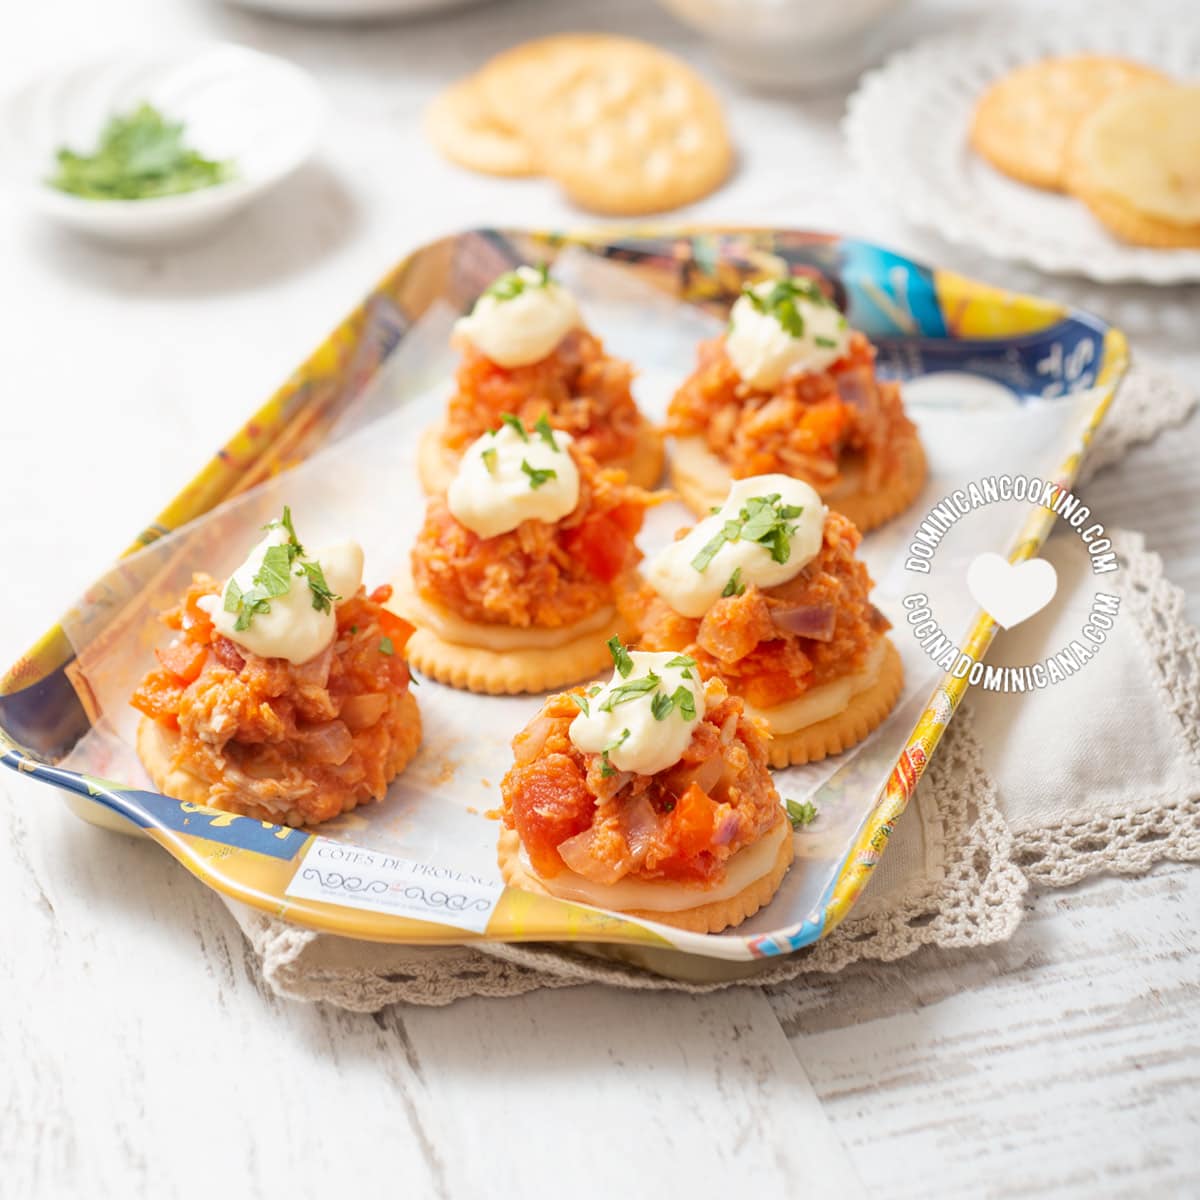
[0,228,1127,972]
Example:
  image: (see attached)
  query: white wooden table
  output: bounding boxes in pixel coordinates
[3,1,1198,1196]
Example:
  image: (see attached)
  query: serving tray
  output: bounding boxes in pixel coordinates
[0,228,1127,966]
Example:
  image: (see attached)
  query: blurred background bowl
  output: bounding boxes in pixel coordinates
[224,0,490,19]
[657,0,909,90]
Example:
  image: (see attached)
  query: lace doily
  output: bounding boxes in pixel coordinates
[1079,361,1196,485]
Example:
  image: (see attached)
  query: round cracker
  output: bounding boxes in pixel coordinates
[418,417,666,495]
[475,34,653,134]
[475,34,732,215]
[404,614,631,694]
[497,813,794,933]
[136,690,422,827]
[521,42,733,215]
[970,55,1168,192]
[425,75,538,177]
[669,429,927,534]
[1065,82,1200,248]
[763,640,903,768]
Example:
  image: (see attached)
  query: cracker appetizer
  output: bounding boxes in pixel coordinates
[667,277,926,531]
[419,265,664,493]
[397,415,652,694]
[633,475,901,768]
[498,642,792,933]
[132,508,421,827]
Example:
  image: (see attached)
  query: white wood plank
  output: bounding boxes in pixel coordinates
[768,866,1200,1198]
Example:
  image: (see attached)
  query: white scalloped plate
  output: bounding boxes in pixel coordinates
[844,2,1200,283]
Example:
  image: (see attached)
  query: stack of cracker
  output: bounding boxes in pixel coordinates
[970,55,1200,249]
[426,35,734,216]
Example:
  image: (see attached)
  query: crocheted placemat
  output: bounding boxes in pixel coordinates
[223,361,1199,1007]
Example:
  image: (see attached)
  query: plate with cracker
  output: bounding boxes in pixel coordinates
[845,2,1200,282]
[0,227,1125,980]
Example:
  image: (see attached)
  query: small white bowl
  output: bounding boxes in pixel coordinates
[0,43,324,248]
[657,0,909,90]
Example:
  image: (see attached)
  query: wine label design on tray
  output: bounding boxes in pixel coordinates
[286,837,503,934]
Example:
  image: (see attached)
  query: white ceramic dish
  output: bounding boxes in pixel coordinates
[226,0,485,16]
[0,43,323,248]
[658,0,908,89]
[844,0,1200,284]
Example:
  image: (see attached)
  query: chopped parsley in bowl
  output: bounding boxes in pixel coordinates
[47,103,234,202]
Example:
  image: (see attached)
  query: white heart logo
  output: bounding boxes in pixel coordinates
[966,552,1058,630]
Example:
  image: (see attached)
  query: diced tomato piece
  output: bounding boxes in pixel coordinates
[369,583,394,605]
[669,782,719,860]
[130,669,182,729]
[377,607,414,652]
[181,589,216,644]
[607,500,645,537]
[506,754,595,877]
[566,514,628,583]
[155,640,207,685]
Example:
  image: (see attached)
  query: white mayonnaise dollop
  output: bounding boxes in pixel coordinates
[569,650,706,777]
[646,474,826,619]
[725,279,850,389]
[447,421,580,539]
[199,524,363,665]
[454,266,580,368]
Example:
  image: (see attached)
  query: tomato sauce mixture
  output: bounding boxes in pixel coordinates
[131,579,418,825]
[633,512,890,711]
[411,449,651,629]
[667,331,916,492]
[443,329,643,468]
[502,678,780,885]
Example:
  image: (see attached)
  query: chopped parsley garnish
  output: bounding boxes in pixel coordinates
[815,336,838,349]
[497,413,528,441]
[599,673,660,712]
[48,103,233,201]
[568,693,590,717]
[379,636,395,656]
[650,681,699,722]
[521,459,557,489]
[255,543,295,597]
[786,798,818,829]
[607,636,634,678]
[722,567,745,597]
[588,684,603,697]
[600,728,631,778]
[223,507,341,633]
[300,561,336,614]
[481,447,498,475]
[672,685,697,721]
[274,505,302,550]
[482,263,551,303]
[742,276,836,340]
[664,654,697,671]
[690,493,804,573]
[534,411,559,451]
